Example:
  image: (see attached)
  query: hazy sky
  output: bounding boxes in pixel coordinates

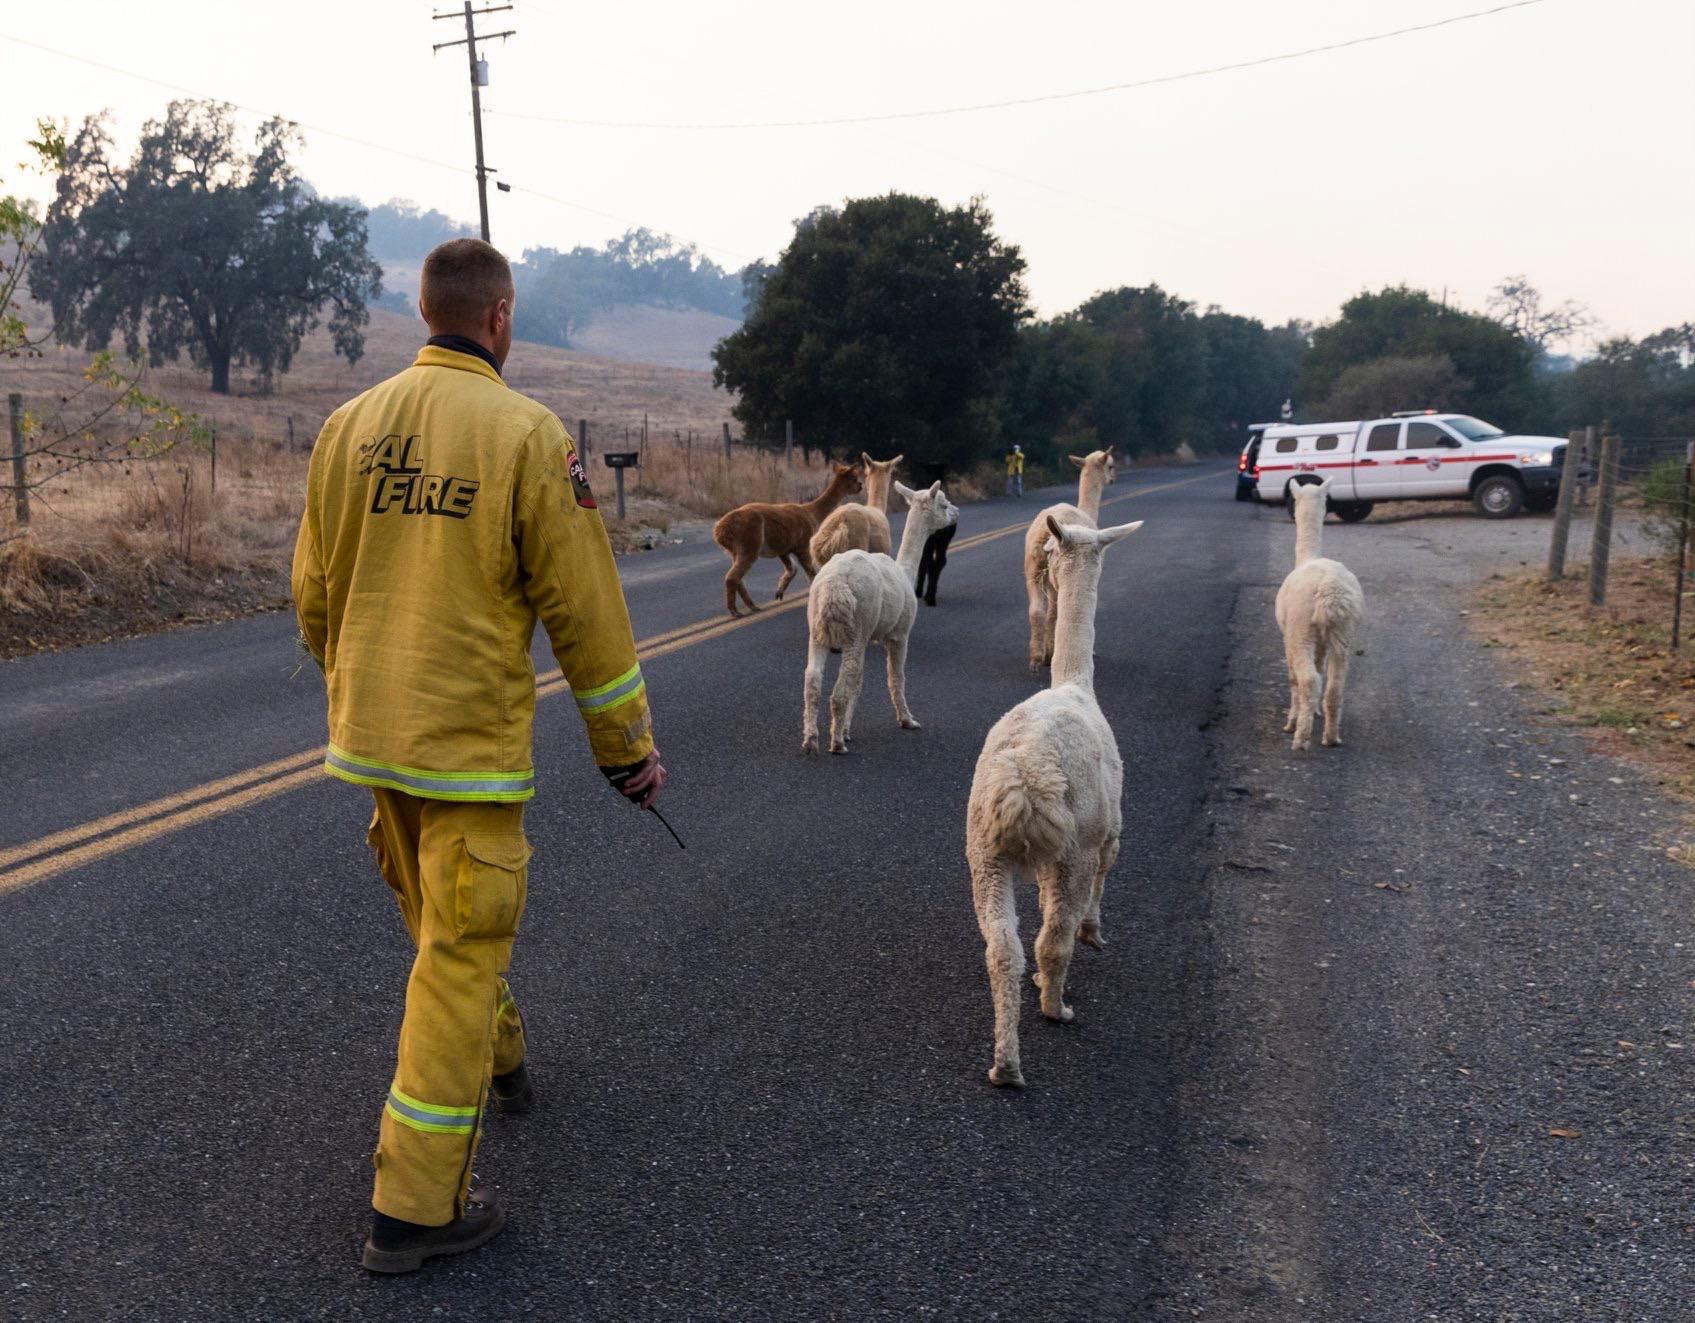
[3,0,1690,349]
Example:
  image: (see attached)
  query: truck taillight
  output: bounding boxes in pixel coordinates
[1238,453,1249,472]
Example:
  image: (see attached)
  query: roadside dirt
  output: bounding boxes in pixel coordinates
[1472,551,1695,817]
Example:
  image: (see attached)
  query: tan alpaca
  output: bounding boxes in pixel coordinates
[808,453,904,569]
[1276,478,1365,751]
[1022,447,1117,672]
[712,462,863,617]
[968,516,1144,1087]
[801,482,958,755]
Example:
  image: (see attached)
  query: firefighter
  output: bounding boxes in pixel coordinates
[292,238,666,1274]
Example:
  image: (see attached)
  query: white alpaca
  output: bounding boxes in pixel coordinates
[809,453,903,569]
[1275,478,1364,752]
[802,482,959,756]
[967,516,1143,1087]
[1023,447,1117,672]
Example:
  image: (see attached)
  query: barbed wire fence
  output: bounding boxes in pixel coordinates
[1549,425,1695,650]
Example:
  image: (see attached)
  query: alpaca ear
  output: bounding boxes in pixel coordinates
[1097,520,1144,546]
[1103,445,1115,457]
[1068,455,1087,469]
[890,454,904,467]
[860,452,874,468]
[927,481,941,497]
[893,481,916,501]
[1317,477,1335,496]
[1045,514,1070,544]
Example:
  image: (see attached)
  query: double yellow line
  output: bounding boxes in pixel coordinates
[0,470,1213,896]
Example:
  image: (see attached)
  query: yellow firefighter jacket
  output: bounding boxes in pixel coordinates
[291,344,654,801]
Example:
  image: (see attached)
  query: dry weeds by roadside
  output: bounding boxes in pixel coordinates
[1471,554,1695,836]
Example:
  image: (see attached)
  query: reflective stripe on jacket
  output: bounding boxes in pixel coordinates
[291,345,654,800]
[1005,452,1024,474]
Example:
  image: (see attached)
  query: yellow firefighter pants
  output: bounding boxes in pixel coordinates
[365,788,531,1225]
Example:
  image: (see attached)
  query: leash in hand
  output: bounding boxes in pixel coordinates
[646,805,685,851]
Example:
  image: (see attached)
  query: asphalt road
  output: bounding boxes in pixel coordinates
[2,467,1689,1321]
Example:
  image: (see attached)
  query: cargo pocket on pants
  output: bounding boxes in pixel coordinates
[456,832,531,941]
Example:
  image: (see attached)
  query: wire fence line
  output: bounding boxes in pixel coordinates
[1549,427,1695,650]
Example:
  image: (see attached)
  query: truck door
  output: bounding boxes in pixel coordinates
[1353,421,1402,498]
[1398,419,1458,496]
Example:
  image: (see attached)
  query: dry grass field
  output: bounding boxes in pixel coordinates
[0,304,749,655]
[1473,554,1695,817]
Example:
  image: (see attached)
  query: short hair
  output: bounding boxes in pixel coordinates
[420,238,514,329]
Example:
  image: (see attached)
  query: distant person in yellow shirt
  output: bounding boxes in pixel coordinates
[1005,444,1025,497]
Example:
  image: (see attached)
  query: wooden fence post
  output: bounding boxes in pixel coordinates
[723,421,732,460]
[1674,441,1693,651]
[1576,424,1596,507]
[9,392,27,528]
[1546,428,1583,580]
[579,419,590,461]
[209,422,218,494]
[785,419,794,467]
[1587,432,1622,607]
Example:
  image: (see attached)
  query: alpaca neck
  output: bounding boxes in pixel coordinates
[865,471,893,512]
[1294,507,1324,565]
[1049,568,1100,691]
[1077,468,1106,522]
[808,476,853,519]
[893,512,931,585]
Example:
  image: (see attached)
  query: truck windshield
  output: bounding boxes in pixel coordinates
[1445,416,1504,441]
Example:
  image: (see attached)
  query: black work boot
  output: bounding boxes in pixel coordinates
[361,1188,505,1274]
[491,1062,535,1116]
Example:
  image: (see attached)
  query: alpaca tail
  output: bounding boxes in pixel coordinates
[808,568,862,653]
[968,744,1072,864]
[1310,575,1361,659]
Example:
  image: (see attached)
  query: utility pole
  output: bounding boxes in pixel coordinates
[433,3,515,242]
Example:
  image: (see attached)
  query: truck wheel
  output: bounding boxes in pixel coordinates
[1333,502,1373,523]
[1473,474,1525,519]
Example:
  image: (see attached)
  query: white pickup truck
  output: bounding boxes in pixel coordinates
[1240,412,1567,520]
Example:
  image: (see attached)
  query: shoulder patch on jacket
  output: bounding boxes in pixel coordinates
[566,446,597,509]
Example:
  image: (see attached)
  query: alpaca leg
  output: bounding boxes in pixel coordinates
[970,846,1025,1087]
[774,554,797,601]
[1078,836,1118,950]
[725,552,759,617]
[885,633,919,730]
[1040,580,1059,667]
[801,640,829,755]
[1026,574,1049,673]
[1282,657,1299,734]
[1290,643,1321,753]
[798,547,820,582]
[829,643,867,754]
[1321,647,1351,748]
[927,537,948,606]
[1032,851,1088,1022]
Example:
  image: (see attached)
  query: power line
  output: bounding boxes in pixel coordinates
[486,0,1556,131]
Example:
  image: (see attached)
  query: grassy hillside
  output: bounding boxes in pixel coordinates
[5,304,736,452]
[0,303,746,655]
[572,305,742,373]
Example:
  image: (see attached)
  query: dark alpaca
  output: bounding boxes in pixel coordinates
[915,520,956,605]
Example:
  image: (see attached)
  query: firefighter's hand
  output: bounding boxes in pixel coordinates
[614,750,667,809]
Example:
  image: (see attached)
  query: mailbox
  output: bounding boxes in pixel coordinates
[603,452,641,469]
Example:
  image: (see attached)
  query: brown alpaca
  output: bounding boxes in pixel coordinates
[713,462,863,617]
[809,452,904,570]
